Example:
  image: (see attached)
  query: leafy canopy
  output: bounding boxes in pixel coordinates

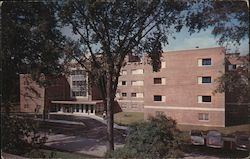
[111,115,183,158]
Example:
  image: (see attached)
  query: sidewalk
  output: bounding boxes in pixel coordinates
[34,118,85,126]
[45,133,124,157]
[48,113,128,130]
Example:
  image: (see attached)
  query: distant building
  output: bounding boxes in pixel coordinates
[19,47,249,127]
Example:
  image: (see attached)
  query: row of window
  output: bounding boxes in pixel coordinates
[120,58,212,76]
[117,93,212,103]
[152,95,211,103]
[155,111,209,121]
[72,91,87,97]
[71,70,86,75]
[117,92,144,98]
[119,76,211,86]
[72,80,86,86]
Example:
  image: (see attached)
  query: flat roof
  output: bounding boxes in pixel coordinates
[51,100,103,105]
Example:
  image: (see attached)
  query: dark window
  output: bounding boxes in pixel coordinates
[154,78,162,84]
[202,96,211,102]
[202,58,211,65]
[154,95,162,101]
[122,81,126,85]
[155,111,164,116]
[198,113,209,120]
[122,93,127,97]
[202,77,211,83]
[131,93,136,97]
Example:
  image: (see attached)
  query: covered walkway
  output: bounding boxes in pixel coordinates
[51,100,104,115]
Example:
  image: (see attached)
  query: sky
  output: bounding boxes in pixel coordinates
[62,26,249,56]
[164,28,249,55]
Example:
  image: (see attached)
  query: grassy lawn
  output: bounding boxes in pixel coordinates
[114,112,144,126]
[23,149,98,158]
[177,124,250,135]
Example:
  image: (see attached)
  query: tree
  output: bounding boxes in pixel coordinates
[185,1,249,47]
[1,1,65,113]
[1,114,47,155]
[56,0,249,153]
[57,0,248,151]
[56,0,192,153]
[111,115,183,158]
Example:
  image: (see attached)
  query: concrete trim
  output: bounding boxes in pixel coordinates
[144,105,225,111]
[178,122,225,127]
[117,100,144,103]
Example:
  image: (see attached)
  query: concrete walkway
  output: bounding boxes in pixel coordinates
[45,133,124,157]
[49,113,128,130]
[34,118,85,126]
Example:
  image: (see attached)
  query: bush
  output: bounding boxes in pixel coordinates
[1,114,47,155]
[111,115,184,158]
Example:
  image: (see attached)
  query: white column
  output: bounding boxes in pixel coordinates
[93,105,96,115]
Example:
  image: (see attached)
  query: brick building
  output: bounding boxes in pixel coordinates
[20,47,249,127]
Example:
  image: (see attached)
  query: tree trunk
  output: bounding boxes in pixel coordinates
[106,72,114,153]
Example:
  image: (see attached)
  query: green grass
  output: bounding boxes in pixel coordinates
[177,124,250,135]
[23,149,97,158]
[114,112,144,126]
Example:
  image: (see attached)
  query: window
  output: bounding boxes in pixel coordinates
[131,69,144,75]
[202,58,211,65]
[121,70,127,75]
[24,80,29,85]
[198,76,211,84]
[131,92,144,98]
[72,91,87,97]
[202,77,211,83]
[131,80,144,86]
[198,113,209,121]
[24,104,29,108]
[153,95,165,102]
[153,78,166,85]
[131,93,136,97]
[161,61,166,68]
[228,64,237,70]
[198,58,212,66]
[122,81,126,85]
[198,96,212,103]
[156,111,164,116]
[71,69,86,75]
[122,93,127,97]
[154,78,162,84]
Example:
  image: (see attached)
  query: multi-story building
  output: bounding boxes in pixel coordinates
[20,47,248,127]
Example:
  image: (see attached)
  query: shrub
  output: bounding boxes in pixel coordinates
[111,114,183,158]
[1,114,47,155]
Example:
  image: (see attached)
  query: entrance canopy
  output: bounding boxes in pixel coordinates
[51,100,103,105]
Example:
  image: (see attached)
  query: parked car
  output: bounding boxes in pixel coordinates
[206,130,224,148]
[235,134,250,151]
[190,130,205,145]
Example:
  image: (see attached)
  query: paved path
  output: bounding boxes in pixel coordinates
[51,113,128,130]
[35,118,85,126]
[45,133,124,157]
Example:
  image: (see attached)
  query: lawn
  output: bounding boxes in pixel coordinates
[23,149,98,158]
[177,124,250,135]
[114,112,144,126]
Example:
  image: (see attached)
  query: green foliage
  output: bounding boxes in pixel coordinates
[1,114,47,155]
[111,115,183,158]
[214,62,249,103]
[1,1,65,106]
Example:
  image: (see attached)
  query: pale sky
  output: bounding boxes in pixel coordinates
[62,26,249,55]
[164,28,249,55]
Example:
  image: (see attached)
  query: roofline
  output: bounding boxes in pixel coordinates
[163,47,225,53]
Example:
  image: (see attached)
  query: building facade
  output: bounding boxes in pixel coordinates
[20,47,248,127]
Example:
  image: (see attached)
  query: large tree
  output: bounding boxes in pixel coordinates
[56,0,249,153]
[1,1,65,112]
[57,0,191,152]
